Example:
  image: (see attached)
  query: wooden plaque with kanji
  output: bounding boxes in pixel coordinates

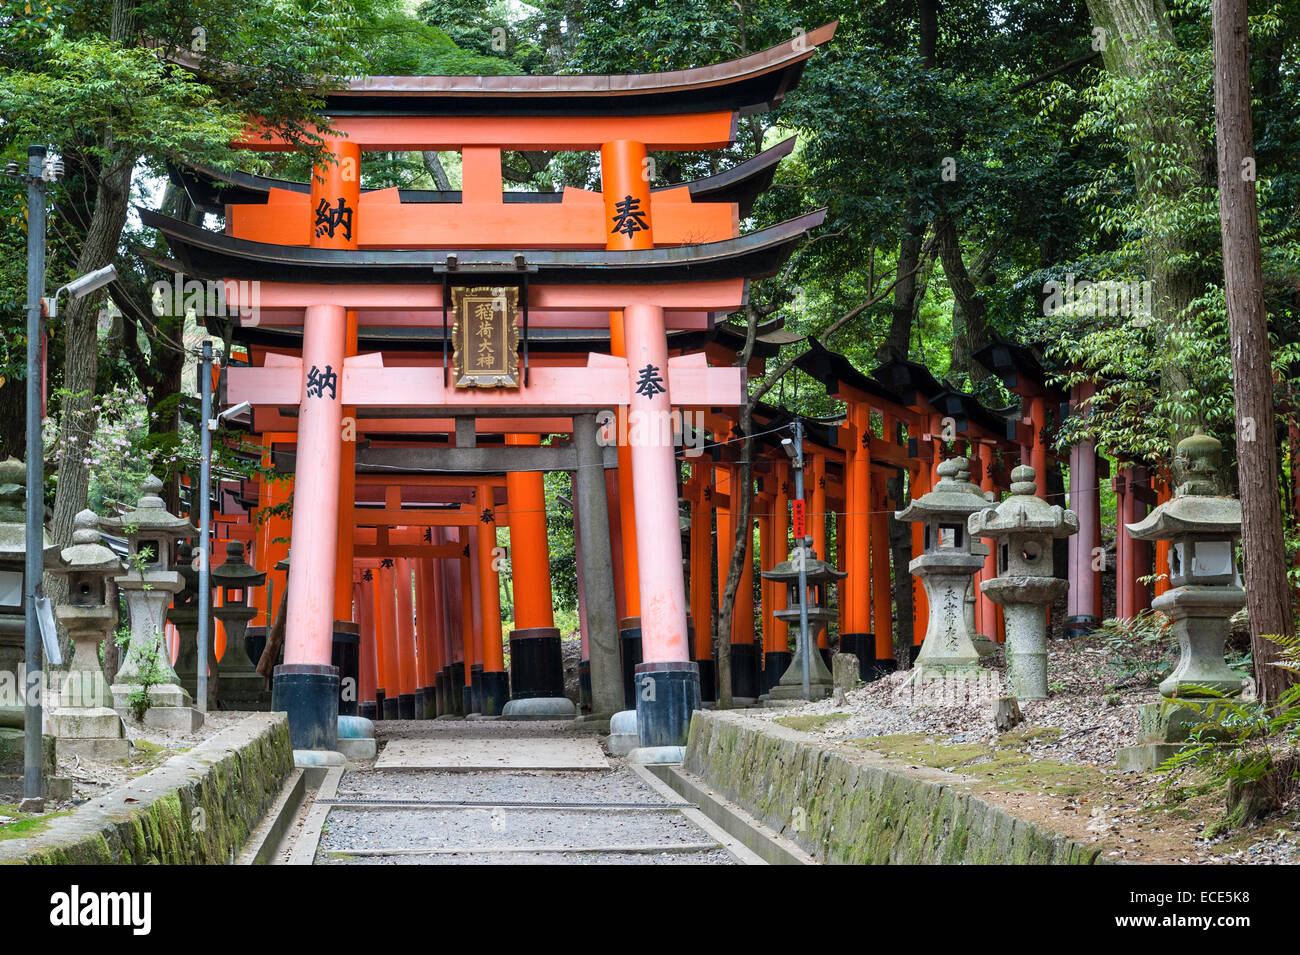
[450,285,520,388]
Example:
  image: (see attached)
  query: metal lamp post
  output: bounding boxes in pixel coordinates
[7,144,116,807]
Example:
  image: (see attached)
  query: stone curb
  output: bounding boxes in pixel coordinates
[1,713,293,865]
[684,710,1109,865]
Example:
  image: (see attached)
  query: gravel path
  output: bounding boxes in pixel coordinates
[316,727,737,866]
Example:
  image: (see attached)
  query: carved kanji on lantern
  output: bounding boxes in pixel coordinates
[451,285,520,388]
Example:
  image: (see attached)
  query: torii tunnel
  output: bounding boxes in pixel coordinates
[157,22,1164,754]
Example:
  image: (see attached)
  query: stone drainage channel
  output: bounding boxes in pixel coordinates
[271,721,774,866]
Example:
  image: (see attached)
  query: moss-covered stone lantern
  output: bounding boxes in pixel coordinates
[47,509,127,760]
[212,540,268,709]
[895,456,989,680]
[1126,430,1245,698]
[0,457,59,678]
[760,543,847,700]
[969,465,1078,700]
[100,474,199,727]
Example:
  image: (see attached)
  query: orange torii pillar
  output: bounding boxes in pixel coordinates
[503,436,566,712]
[757,491,775,691]
[442,536,466,716]
[609,311,644,669]
[376,561,401,719]
[429,530,454,716]
[870,470,895,671]
[394,557,419,719]
[764,464,791,691]
[689,462,715,702]
[331,310,360,717]
[1065,381,1103,637]
[811,453,831,659]
[974,443,1000,641]
[729,463,759,701]
[477,483,509,715]
[273,136,360,751]
[459,529,479,714]
[843,405,874,676]
[412,558,434,718]
[464,527,484,714]
[356,578,379,721]
[603,138,697,747]
[908,457,932,661]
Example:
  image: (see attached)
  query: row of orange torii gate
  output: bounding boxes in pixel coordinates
[148,24,1171,753]
[195,333,1168,721]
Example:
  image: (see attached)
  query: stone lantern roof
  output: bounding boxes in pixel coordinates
[760,545,847,586]
[0,457,59,565]
[969,466,1079,540]
[1127,430,1241,541]
[51,509,122,576]
[99,474,195,539]
[211,540,266,590]
[895,456,987,522]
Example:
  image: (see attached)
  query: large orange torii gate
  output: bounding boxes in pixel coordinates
[156,25,837,752]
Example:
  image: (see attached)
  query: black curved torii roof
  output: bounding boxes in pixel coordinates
[169,137,797,220]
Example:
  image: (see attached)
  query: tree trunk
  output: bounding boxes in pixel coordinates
[1211,0,1295,704]
[936,215,992,384]
[1086,0,1215,445]
[46,0,140,611]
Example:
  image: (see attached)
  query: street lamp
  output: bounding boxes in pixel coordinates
[7,144,119,808]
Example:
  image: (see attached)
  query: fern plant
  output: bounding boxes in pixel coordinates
[1157,633,1300,816]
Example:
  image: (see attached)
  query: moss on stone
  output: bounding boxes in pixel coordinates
[774,712,851,733]
[685,712,1107,865]
[0,714,292,865]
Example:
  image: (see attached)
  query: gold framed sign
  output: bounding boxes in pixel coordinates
[450,285,520,388]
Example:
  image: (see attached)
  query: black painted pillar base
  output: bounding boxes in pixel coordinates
[908,643,922,666]
[730,642,760,700]
[870,657,899,682]
[634,661,700,748]
[469,663,485,714]
[433,672,445,717]
[359,700,378,720]
[462,686,473,717]
[449,662,466,715]
[819,647,834,671]
[763,650,792,693]
[398,693,416,720]
[331,622,360,717]
[382,696,399,720]
[577,660,592,712]
[840,633,871,679]
[696,658,717,703]
[509,627,565,700]
[374,689,386,720]
[272,663,339,751]
[481,670,510,716]
[1061,615,1100,640]
[421,686,435,719]
[619,617,643,710]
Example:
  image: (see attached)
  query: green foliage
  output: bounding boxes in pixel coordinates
[1096,609,1176,689]
[1158,634,1300,816]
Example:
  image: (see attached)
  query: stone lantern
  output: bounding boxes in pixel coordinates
[1127,430,1245,698]
[212,539,268,709]
[169,541,211,708]
[100,474,200,729]
[969,465,1078,700]
[47,509,128,760]
[896,456,990,680]
[0,457,59,677]
[761,542,847,700]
